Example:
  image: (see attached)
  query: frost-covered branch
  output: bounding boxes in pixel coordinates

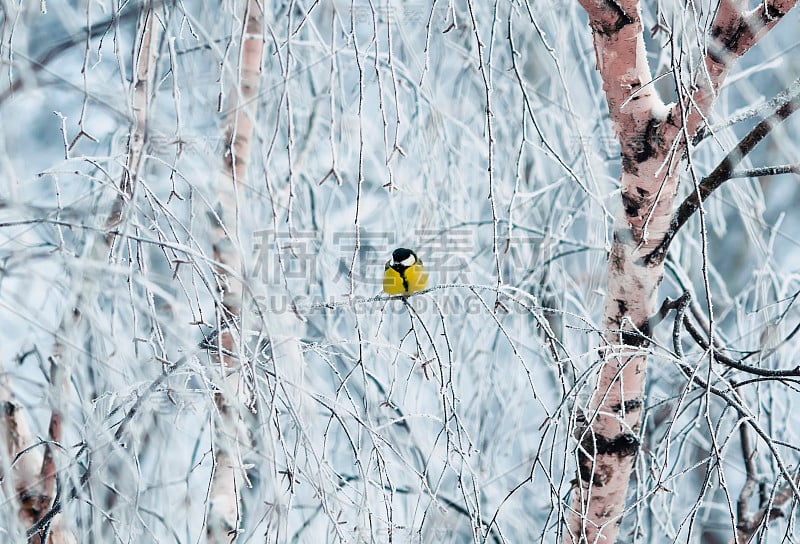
[0,3,162,542]
[650,91,800,263]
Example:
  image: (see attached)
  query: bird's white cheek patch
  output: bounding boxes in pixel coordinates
[400,256,415,267]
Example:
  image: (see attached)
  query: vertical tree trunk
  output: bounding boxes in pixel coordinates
[205,1,264,542]
[566,16,680,542]
[567,0,797,542]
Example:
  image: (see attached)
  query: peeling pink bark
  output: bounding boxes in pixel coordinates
[567,0,797,542]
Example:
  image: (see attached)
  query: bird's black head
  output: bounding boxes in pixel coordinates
[391,248,418,269]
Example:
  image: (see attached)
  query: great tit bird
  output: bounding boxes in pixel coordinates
[383,248,428,296]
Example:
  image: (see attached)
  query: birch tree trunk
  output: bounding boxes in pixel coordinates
[205,1,264,541]
[567,1,797,542]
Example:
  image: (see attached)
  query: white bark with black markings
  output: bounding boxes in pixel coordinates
[567,0,797,542]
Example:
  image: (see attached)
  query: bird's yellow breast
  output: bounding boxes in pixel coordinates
[383,263,428,295]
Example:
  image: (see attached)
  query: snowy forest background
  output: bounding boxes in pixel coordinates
[1,0,800,542]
